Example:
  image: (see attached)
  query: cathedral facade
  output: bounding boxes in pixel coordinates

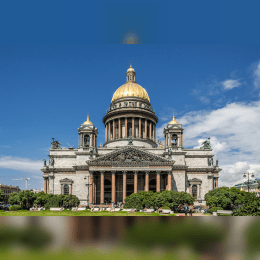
[42,65,221,206]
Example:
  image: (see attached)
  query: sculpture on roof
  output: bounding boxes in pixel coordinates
[200,138,212,150]
[51,138,62,149]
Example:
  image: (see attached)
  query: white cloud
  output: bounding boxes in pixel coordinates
[254,62,260,88]
[221,79,241,90]
[0,156,43,175]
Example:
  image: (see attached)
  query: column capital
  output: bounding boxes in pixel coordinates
[156,171,161,175]
[111,171,116,175]
[134,171,138,175]
[168,171,172,175]
[89,171,94,175]
[100,171,104,175]
[122,171,127,175]
[145,171,150,175]
[49,176,55,179]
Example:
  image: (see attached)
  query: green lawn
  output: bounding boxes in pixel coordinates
[0,248,201,260]
[0,210,176,216]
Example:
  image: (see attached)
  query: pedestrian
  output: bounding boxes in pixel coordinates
[189,205,193,216]
[184,204,188,216]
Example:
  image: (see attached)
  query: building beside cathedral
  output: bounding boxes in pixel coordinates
[41,65,221,206]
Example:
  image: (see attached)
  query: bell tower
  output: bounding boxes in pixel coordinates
[78,115,98,149]
[163,113,184,148]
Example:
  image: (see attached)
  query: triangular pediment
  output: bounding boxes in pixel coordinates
[88,146,173,166]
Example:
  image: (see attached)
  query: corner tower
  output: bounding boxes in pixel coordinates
[103,65,158,148]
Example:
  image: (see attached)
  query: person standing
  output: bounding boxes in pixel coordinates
[184,204,188,216]
[189,205,193,216]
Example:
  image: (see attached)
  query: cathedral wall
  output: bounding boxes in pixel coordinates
[76,155,90,165]
[75,171,89,203]
[185,158,208,167]
[53,158,76,168]
[50,150,77,156]
[184,149,212,156]
[172,170,186,192]
[172,155,185,165]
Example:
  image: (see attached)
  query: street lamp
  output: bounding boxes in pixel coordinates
[84,175,92,206]
[243,172,254,193]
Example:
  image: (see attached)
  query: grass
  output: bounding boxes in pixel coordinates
[0,210,176,216]
[0,247,202,260]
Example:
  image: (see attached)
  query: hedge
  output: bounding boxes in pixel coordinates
[9,205,22,211]
[209,207,223,214]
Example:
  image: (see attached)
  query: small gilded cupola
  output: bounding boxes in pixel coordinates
[126,64,136,82]
[78,115,98,149]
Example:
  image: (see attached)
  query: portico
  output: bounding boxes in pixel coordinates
[88,146,174,205]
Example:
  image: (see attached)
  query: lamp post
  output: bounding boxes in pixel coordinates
[84,175,92,206]
[243,172,254,193]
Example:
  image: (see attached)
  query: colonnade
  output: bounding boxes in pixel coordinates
[105,117,156,143]
[89,171,172,205]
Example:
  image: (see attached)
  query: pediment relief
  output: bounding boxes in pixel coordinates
[89,147,173,165]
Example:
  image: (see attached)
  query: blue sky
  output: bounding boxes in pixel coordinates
[0,1,260,190]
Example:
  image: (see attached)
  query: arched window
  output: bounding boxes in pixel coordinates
[192,185,197,199]
[127,122,132,137]
[171,134,178,146]
[63,184,69,195]
[84,135,90,148]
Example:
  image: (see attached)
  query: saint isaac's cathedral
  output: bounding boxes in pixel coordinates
[42,65,221,206]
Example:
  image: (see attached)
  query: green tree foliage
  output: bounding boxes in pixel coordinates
[8,191,80,210]
[205,187,257,210]
[44,194,80,209]
[232,201,260,216]
[8,192,21,205]
[0,190,4,201]
[124,190,194,210]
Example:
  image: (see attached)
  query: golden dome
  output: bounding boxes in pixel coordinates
[111,82,150,102]
[83,115,93,125]
[169,113,179,124]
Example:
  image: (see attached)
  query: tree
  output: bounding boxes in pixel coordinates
[18,190,36,209]
[62,194,80,208]
[8,192,20,205]
[0,190,4,202]
[34,191,51,207]
[205,187,260,212]
[232,200,260,216]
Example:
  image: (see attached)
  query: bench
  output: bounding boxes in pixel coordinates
[161,209,171,215]
[216,210,232,215]
[50,208,63,211]
[145,209,155,214]
[93,208,100,212]
[114,208,121,212]
[77,207,87,211]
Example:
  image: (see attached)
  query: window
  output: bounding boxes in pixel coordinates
[63,184,69,195]
[127,122,132,137]
[192,185,197,199]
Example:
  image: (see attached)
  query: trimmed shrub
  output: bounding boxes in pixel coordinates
[162,206,170,209]
[209,207,223,214]
[9,205,22,211]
